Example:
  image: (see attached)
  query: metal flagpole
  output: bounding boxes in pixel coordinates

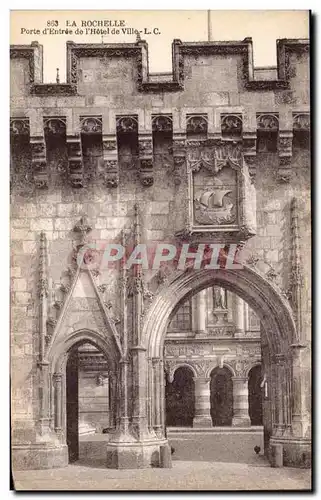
[207,10,212,41]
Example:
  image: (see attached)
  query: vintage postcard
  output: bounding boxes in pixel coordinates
[10,9,311,491]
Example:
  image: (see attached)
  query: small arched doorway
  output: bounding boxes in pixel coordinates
[166,366,195,427]
[210,366,233,426]
[248,365,263,426]
[65,342,113,463]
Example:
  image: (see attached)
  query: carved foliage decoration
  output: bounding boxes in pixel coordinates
[116,115,138,134]
[293,113,310,131]
[80,116,102,134]
[10,47,35,83]
[257,114,279,130]
[44,117,66,136]
[152,115,173,132]
[10,118,30,136]
[186,114,208,135]
[221,114,243,136]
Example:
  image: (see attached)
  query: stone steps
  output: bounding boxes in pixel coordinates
[167,426,263,434]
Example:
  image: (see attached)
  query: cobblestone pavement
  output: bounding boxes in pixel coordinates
[13,432,312,491]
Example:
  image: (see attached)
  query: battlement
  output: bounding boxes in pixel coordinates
[10,37,309,95]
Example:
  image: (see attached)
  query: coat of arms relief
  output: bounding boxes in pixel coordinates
[187,143,240,227]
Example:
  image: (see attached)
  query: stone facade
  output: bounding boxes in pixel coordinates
[10,37,311,470]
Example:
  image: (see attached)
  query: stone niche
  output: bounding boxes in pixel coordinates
[177,140,256,244]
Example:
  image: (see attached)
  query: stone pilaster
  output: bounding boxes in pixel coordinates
[193,377,212,427]
[193,290,207,334]
[232,376,251,427]
[234,295,245,337]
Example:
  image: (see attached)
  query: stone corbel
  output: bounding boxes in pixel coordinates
[172,135,186,186]
[66,134,84,188]
[30,136,48,188]
[138,133,154,186]
[277,130,293,183]
[102,136,119,188]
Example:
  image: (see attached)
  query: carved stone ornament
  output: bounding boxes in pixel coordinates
[257,114,279,130]
[188,145,240,178]
[221,114,243,135]
[10,118,30,136]
[293,113,310,130]
[139,158,154,187]
[139,140,153,155]
[80,116,102,134]
[44,117,66,136]
[116,115,138,134]
[103,140,117,151]
[73,215,92,245]
[30,137,48,189]
[152,115,173,132]
[67,135,84,187]
[186,114,208,134]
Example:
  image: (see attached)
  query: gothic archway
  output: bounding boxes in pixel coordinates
[142,265,308,465]
[48,329,119,464]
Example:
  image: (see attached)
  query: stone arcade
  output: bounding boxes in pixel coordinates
[10,37,311,470]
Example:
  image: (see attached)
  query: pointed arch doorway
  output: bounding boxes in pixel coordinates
[142,266,311,467]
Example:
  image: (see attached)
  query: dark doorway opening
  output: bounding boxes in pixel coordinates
[166,367,195,427]
[248,365,263,426]
[210,367,233,426]
[66,349,79,463]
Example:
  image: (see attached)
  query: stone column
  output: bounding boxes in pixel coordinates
[152,358,163,437]
[273,354,286,436]
[193,290,207,334]
[244,302,250,332]
[234,295,245,337]
[131,346,151,440]
[53,373,63,432]
[193,377,212,427]
[232,376,251,426]
[291,344,310,438]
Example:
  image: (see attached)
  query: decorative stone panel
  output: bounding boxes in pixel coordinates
[176,140,256,243]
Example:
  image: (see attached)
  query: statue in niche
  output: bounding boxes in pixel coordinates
[213,287,227,310]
